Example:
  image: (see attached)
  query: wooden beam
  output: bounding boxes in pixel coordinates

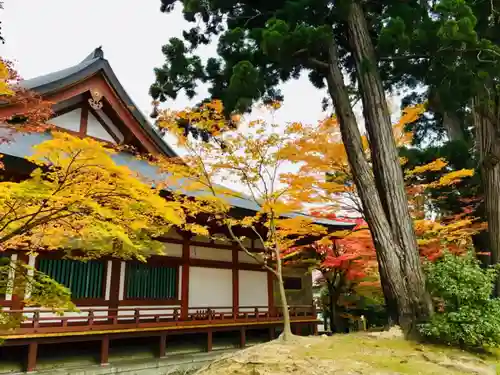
[294,324,301,336]
[80,103,89,136]
[268,327,275,341]
[239,327,246,348]
[108,260,121,320]
[26,342,38,373]
[206,329,213,352]
[100,335,110,366]
[313,323,318,336]
[159,333,167,358]
[180,236,190,320]
[232,247,239,316]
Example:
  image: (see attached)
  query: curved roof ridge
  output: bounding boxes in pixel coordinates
[18,47,178,158]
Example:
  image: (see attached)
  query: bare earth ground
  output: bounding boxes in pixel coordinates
[193,328,499,375]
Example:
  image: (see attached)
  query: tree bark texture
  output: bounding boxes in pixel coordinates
[472,97,500,291]
[345,1,432,330]
[275,247,293,340]
[428,92,465,142]
[324,2,432,335]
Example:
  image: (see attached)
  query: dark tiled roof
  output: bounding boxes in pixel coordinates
[20,47,178,158]
[13,48,355,231]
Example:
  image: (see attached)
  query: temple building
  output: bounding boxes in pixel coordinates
[0,48,353,373]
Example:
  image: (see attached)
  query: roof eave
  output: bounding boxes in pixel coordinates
[21,59,178,158]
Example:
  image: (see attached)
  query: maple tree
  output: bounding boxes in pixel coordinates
[153,0,438,335]
[0,131,184,256]
[0,59,190,330]
[304,223,378,332]
[0,60,53,148]
[281,105,484,330]
[152,100,326,341]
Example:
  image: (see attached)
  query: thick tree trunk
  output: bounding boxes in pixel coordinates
[429,92,465,142]
[274,247,293,340]
[344,2,432,332]
[324,27,432,336]
[442,111,465,142]
[472,97,500,291]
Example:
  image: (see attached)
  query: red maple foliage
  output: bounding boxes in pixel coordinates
[0,59,53,145]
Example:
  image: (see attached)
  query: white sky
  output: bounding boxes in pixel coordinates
[0,0,334,154]
[1,0,403,216]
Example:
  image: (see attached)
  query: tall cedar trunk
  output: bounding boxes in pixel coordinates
[428,92,465,142]
[345,1,432,329]
[274,247,293,340]
[325,25,432,335]
[472,97,500,292]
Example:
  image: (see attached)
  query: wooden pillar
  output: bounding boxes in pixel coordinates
[313,323,319,336]
[206,329,213,352]
[232,246,239,317]
[239,327,246,348]
[100,336,110,366]
[26,342,38,373]
[108,259,121,320]
[181,236,190,320]
[159,333,167,358]
[267,271,274,316]
[268,326,275,340]
[294,324,301,336]
[80,104,89,135]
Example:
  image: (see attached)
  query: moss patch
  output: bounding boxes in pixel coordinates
[194,333,499,375]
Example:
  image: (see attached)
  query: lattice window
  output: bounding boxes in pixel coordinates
[284,277,302,291]
[38,259,104,299]
[125,263,177,300]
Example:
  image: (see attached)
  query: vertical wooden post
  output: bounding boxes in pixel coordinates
[268,326,275,340]
[181,235,190,320]
[159,333,167,358]
[206,329,213,352]
[313,323,319,336]
[239,327,246,348]
[80,104,89,136]
[108,259,121,321]
[294,324,301,336]
[26,342,38,373]
[232,246,239,317]
[100,336,110,366]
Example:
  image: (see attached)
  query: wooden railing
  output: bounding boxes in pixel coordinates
[0,305,317,336]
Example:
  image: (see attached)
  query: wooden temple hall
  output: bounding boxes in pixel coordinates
[0,48,353,373]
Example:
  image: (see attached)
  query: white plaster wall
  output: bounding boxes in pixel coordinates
[164,228,184,240]
[238,270,268,312]
[188,267,232,309]
[104,260,112,301]
[192,235,210,243]
[118,261,126,300]
[24,254,36,300]
[51,109,81,132]
[87,112,116,143]
[4,253,17,301]
[254,239,265,250]
[95,109,124,142]
[163,242,183,257]
[190,246,233,262]
[238,251,260,264]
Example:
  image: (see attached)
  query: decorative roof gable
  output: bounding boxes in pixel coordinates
[18,47,177,157]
